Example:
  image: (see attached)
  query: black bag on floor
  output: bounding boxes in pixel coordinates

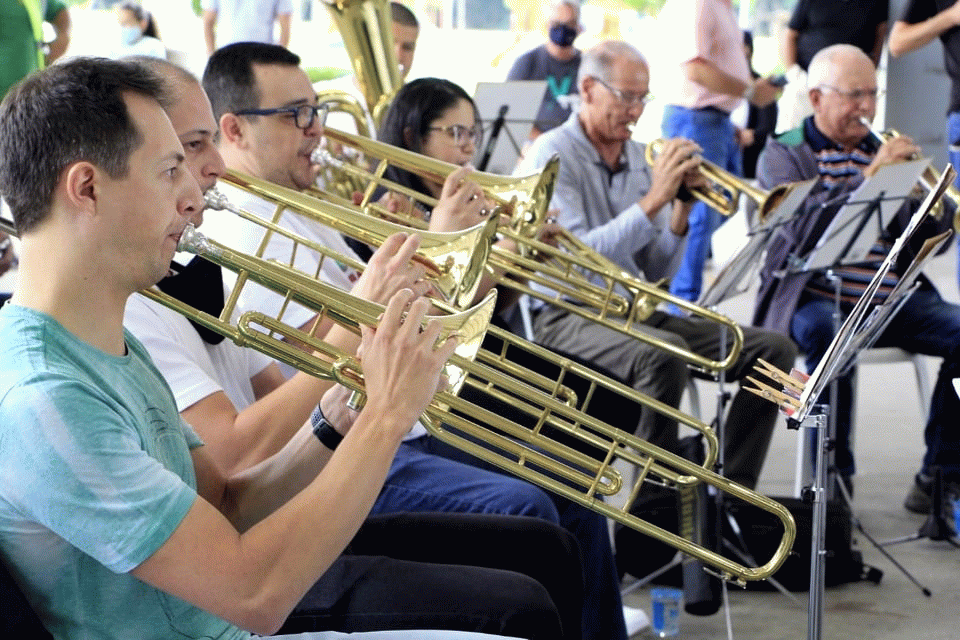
[725,495,882,592]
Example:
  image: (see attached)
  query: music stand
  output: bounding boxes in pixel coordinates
[699,179,817,308]
[757,163,954,640]
[472,81,546,174]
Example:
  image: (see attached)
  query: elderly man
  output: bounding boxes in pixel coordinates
[506,0,582,138]
[517,40,797,492]
[0,55,526,640]
[756,44,960,511]
[656,0,780,304]
[198,41,635,640]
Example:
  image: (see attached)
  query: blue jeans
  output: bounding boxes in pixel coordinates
[376,436,628,640]
[661,104,743,302]
[947,111,960,286]
[791,287,960,478]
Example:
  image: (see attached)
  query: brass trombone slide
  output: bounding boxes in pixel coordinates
[310,125,746,373]
[200,180,723,473]
[180,223,795,584]
[0,213,796,583]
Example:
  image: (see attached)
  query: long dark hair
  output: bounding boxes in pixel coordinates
[377,77,481,200]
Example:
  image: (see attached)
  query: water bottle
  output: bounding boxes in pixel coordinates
[651,587,682,637]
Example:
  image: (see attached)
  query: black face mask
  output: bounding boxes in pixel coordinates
[548,23,578,48]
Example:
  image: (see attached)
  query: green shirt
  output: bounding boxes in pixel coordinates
[0,0,67,99]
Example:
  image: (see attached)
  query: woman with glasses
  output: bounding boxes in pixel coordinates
[373,75,648,640]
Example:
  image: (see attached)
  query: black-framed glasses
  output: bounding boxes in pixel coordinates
[428,123,484,147]
[815,85,883,102]
[234,103,330,130]
[594,78,654,107]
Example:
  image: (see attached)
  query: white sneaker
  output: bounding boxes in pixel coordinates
[623,605,650,636]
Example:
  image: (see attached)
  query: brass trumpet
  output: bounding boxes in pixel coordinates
[644,138,794,223]
[309,125,746,373]
[858,118,960,234]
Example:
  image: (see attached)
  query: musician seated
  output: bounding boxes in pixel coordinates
[755,43,960,511]
[113,56,584,639]
[516,40,798,491]
[0,55,529,640]
[192,42,629,640]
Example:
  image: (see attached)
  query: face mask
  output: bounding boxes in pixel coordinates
[120,26,142,46]
[548,23,578,48]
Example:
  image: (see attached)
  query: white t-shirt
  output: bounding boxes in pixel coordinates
[199,181,428,440]
[201,0,293,46]
[124,290,273,413]
[111,35,166,60]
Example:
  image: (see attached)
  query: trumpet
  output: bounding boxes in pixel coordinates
[645,138,794,223]
[309,124,746,373]
[858,117,960,234]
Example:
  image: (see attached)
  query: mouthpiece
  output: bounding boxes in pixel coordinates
[204,188,229,211]
[177,224,212,255]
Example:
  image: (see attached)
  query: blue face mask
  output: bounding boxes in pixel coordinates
[120,26,142,46]
[548,23,578,48]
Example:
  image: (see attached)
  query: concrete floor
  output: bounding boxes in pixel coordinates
[619,245,960,640]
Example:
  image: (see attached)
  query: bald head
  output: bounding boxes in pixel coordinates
[808,44,880,150]
[577,40,648,87]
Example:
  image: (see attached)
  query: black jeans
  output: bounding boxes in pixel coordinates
[280,512,583,640]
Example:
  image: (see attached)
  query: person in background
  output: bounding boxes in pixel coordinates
[737,30,778,182]
[202,0,292,56]
[0,0,71,99]
[506,0,582,140]
[890,0,960,289]
[112,1,165,60]
[778,0,887,132]
[656,0,780,304]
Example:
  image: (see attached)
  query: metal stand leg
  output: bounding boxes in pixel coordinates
[803,409,829,640]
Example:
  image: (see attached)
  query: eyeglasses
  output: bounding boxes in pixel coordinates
[816,85,883,102]
[428,123,484,147]
[594,78,654,107]
[234,103,330,130]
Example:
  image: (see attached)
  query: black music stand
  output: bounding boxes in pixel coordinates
[765,161,953,640]
[472,81,545,174]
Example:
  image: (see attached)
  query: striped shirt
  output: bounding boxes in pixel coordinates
[802,117,900,304]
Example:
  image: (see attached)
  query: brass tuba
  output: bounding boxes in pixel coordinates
[308,125,746,373]
[644,138,795,223]
[321,0,401,127]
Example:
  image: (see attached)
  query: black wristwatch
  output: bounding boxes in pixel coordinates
[311,405,344,451]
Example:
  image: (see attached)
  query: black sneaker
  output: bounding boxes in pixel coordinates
[904,472,960,514]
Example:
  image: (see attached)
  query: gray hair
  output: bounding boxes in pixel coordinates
[807,44,872,90]
[550,0,581,17]
[577,40,647,86]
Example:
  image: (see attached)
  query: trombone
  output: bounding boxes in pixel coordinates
[0,212,796,583]
[309,124,746,373]
[181,222,796,584]
[202,176,723,472]
[645,138,794,224]
[858,118,960,234]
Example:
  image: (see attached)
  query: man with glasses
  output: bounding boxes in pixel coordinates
[517,40,797,494]
[506,0,582,139]
[755,44,960,509]
[656,0,781,305]
[199,42,632,640]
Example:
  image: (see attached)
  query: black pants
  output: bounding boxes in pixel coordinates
[280,512,583,640]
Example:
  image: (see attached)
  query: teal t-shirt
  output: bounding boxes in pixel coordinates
[0,305,249,640]
[0,0,67,99]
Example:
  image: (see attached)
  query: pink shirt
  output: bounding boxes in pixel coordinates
[657,0,751,113]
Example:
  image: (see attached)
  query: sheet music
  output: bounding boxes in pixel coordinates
[802,158,929,272]
[699,179,816,308]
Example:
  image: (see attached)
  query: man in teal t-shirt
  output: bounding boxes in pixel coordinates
[0,0,70,99]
